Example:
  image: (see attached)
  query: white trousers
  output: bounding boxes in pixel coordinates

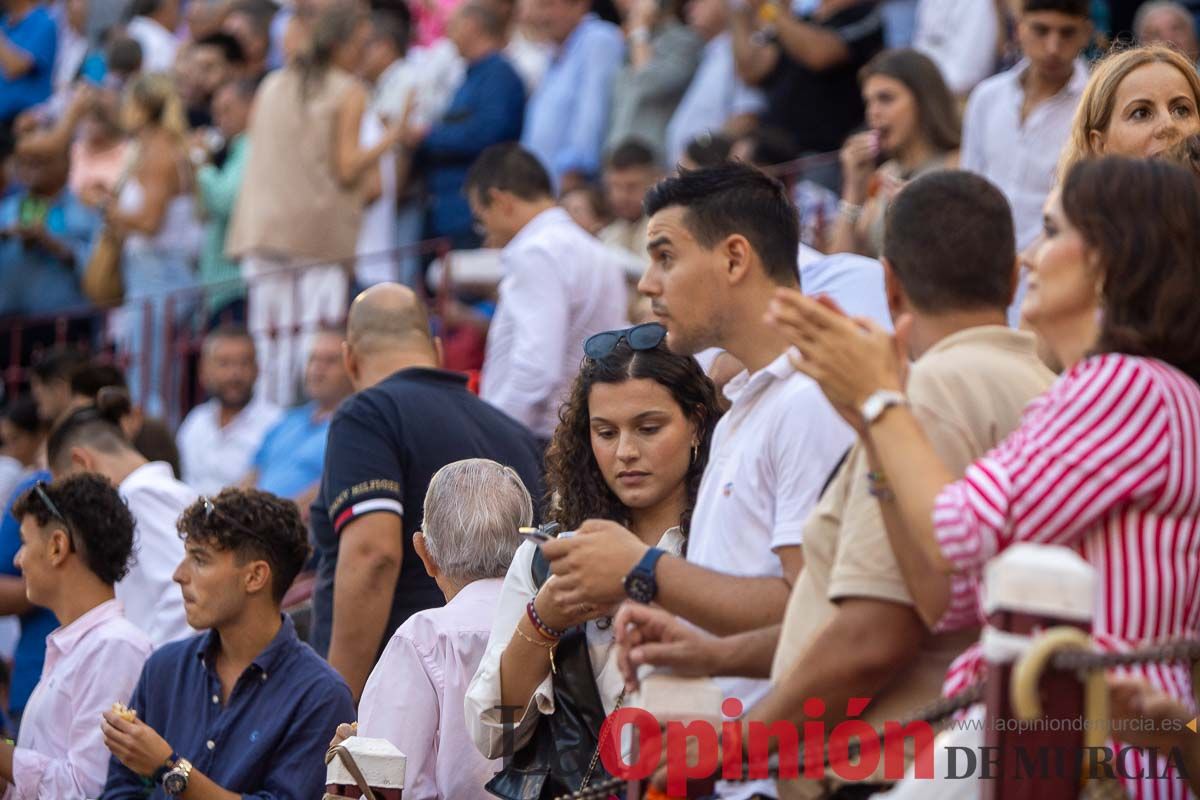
[243,254,349,406]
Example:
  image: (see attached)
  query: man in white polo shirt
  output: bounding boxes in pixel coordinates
[541,162,852,798]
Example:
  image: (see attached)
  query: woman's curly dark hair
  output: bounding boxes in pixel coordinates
[176,488,310,603]
[12,473,136,585]
[544,339,723,539]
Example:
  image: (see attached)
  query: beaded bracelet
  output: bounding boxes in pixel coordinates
[867,470,896,501]
[526,599,566,641]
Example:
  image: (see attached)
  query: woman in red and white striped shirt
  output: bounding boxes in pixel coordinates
[767,156,1200,800]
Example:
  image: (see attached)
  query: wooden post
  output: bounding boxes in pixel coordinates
[325,737,406,800]
[981,544,1094,800]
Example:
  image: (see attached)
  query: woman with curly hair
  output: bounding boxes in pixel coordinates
[465,323,722,800]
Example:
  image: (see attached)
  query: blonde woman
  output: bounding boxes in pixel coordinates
[107,74,200,419]
[1058,43,1200,175]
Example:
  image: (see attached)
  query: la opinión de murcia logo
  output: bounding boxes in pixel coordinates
[495,697,1194,796]
[494,697,1195,796]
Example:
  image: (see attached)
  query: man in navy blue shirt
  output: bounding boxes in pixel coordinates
[310,283,544,700]
[100,488,354,799]
[407,1,526,248]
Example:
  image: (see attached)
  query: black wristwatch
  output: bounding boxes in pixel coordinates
[623,547,667,603]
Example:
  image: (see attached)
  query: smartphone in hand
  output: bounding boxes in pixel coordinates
[518,527,552,545]
[518,523,570,545]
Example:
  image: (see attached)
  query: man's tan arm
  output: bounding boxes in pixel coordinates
[328,513,403,701]
[653,545,804,636]
[747,597,926,734]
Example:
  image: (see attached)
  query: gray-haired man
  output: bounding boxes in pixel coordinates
[346,458,533,800]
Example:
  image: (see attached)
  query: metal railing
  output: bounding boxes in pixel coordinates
[1,235,454,423]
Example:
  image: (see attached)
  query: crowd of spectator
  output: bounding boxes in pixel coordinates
[0,0,1199,798]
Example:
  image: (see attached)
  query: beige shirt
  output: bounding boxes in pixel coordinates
[227,67,364,263]
[771,326,1055,799]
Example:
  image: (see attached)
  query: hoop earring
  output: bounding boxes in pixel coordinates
[691,441,700,464]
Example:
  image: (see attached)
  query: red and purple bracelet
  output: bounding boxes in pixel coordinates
[526,599,565,641]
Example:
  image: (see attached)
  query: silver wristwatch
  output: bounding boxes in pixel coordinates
[860,389,907,427]
[162,758,193,795]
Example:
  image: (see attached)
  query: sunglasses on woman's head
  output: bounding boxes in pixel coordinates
[583,322,667,360]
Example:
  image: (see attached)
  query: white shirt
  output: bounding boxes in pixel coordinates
[665,33,766,167]
[798,245,893,332]
[480,207,629,439]
[505,31,553,94]
[126,16,178,74]
[687,352,853,721]
[961,58,1090,251]
[375,42,465,131]
[6,599,151,800]
[912,0,999,97]
[356,110,399,287]
[465,530,684,760]
[360,579,503,800]
[177,397,283,495]
[117,462,195,646]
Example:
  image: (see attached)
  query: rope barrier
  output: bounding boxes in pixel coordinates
[548,636,1200,799]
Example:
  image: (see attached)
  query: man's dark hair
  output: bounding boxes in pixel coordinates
[683,132,733,168]
[643,162,800,285]
[883,170,1016,313]
[129,0,164,19]
[2,396,44,437]
[195,31,247,65]
[12,474,136,586]
[46,388,134,469]
[176,489,310,604]
[203,322,255,357]
[106,36,144,75]
[607,139,657,172]
[69,363,127,401]
[30,349,88,385]
[370,8,411,56]
[464,144,553,206]
[1022,0,1090,17]
[132,418,181,478]
[739,126,799,168]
